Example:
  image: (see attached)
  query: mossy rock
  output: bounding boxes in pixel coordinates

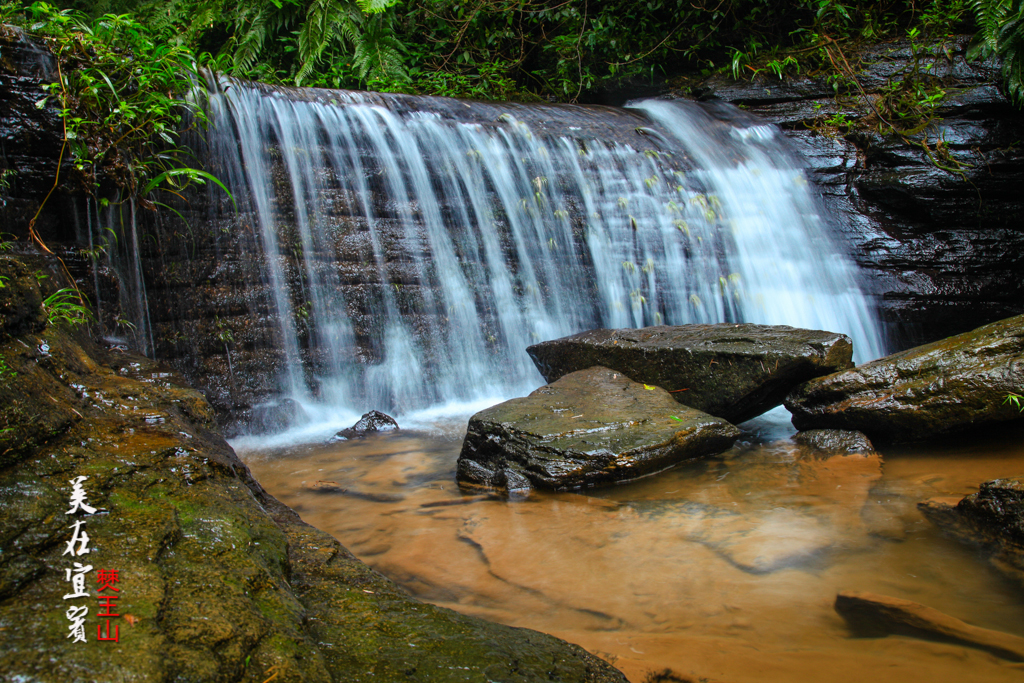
[0,255,627,682]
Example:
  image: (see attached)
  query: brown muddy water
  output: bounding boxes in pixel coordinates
[236,416,1024,683]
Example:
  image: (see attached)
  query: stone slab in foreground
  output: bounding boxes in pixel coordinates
[457,366,740,493]
[835,591,1024,661]
[785,313,1024,442]
[527,324,853,424]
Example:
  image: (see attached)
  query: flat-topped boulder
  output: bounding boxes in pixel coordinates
[526,324,854,424]
[785,314,1024,442]
[457,366,741,493]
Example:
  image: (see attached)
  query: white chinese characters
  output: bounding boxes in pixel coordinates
[63,476,95,643]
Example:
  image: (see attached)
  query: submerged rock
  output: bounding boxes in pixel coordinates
[793,429,876,456]
[835,591,1024,661]
[330,409,400,441]
[526,324,853,424]
[250,397,310,434]
[650,441,883,573]
[0,257,627,683]
[457,366,740,493]
[919,477,1024,587]
[785,313,1024,442]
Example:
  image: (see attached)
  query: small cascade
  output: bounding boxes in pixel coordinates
[196,82,885,425]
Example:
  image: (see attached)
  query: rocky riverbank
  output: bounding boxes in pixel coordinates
[0,253,627,682]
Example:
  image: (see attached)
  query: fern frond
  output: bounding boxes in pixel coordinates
[355,0,400,14]
[297,0,364,84]
[997,2,1024,102]
[969,0,1010,55]
[233,7,273,74]
[352,13,407,81]
[970,0,1024,105]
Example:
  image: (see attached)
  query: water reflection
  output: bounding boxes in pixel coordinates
[237,426,1024,683]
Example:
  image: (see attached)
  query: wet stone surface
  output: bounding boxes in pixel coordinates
[330,409,400,442]
[793,429,877,457]
[457,366,740,493]
[527,323,854,424]
[920,476,1024,588]
[785,313,1024,443]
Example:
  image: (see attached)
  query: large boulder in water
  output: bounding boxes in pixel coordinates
[785,314,1024,442]
[457,366,741,493]
[526,324,854,424]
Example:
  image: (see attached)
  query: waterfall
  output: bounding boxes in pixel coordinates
[199,82,885,429]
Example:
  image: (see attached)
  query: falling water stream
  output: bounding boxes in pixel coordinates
[202,83,883,420]
[195,84,1024,681]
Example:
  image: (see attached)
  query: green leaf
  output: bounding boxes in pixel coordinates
[143,167,236,208]
[355,0,399,14]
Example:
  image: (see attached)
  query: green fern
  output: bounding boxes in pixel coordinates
[971,0,1009,51]
[297,0,361,84]
[969,0,1024,105]
[351,12,405,81]
[355,0,398,14]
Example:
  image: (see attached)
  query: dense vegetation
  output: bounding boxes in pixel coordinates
[1,0,1021,210]
[2,0,1003,104]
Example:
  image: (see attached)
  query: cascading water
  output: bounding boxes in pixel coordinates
[198,82,885,430]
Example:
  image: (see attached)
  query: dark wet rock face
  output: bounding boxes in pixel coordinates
[0,256,45,336]
[457,366,740,493]
[920,477,1024,587]
[527,324,853,424]
[0,257,627,683]
[785,313,1024,443]
[688,37,1024,347]
[330,410,400,441]
[957,478,1024,546]
[0,27,72,241]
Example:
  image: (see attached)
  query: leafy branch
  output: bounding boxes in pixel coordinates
[24,3,211,199]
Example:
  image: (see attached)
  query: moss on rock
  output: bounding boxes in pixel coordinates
[0,255,627,683]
